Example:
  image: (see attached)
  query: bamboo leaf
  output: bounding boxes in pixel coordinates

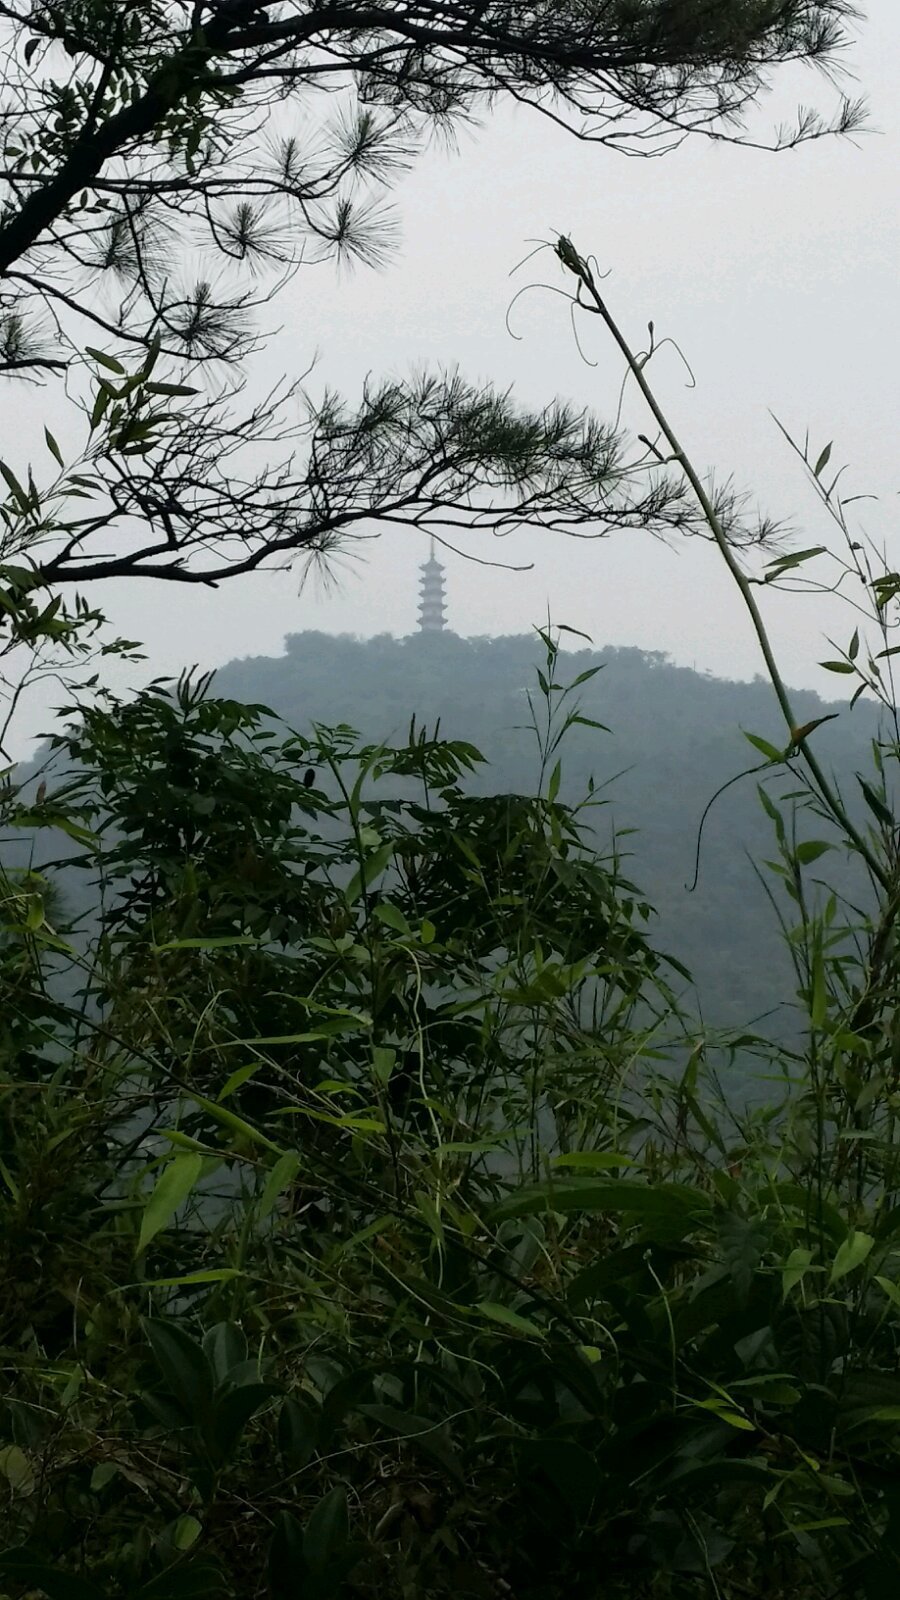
[257,1151,300,1221]
[44,427,64,467]
[85,345,125,374]
[858,778,893,827]
[137,1152,203,1254]
[795,840,832,866]
[477,1301,545,1338]
[743,731,783,761]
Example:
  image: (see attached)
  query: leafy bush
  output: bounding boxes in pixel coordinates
[3,632,900,1599]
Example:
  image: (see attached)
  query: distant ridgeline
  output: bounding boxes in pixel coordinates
[212,630,881,1036]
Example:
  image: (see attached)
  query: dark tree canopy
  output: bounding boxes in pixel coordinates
[0,1,863,601]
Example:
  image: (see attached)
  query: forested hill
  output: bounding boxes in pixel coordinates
[213,630,881,1033]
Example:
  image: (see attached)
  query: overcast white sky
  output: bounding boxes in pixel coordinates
[8,4,900,753]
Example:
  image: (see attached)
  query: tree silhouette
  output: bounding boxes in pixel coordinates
[0,1,863,594]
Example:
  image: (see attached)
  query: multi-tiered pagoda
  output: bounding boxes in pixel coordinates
[417,540,448,633]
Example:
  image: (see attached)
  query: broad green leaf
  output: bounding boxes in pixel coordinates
[757,784,785,842]
[137,1152,203,1254]
[172,1515,202,1551]
[436,1138,505,1156]
[0,460,31,511]
[303,1486,349,1575]
[147,1269,243,1289]
[202,1322,247,1386]
[875,1275,900,1309]
[336,1214,396,1254]
[830,1230,873,1282]
[44,427,64,466]
[858,778,893,827]
[743,731,783,761]
[569,664,603,687]
[186,1092,282,1154]
[818,660,854,674]
[810,941,827,1029]
[371,1046,396,1085]
[477,1301,545,1338]
[416,1189,445,1248]
[794,840,832,866]
[782,1246,815,1300]
[257,1151,300,1221]
[0,1155,21,1202]
[344,840,394,905]
[278,1395,319,1470]
[492,1178,711,1224]
[550,1151,632,1171]
[330,1113,385,1133]
[777,1517,849,1535]
[764,545,826,574]
[26,813,97,845]
[813,440,833,476]
[212,1382,279,1460]
[0,1443,34,1494]
[789,713,839,746]
[158,1129,209,1152]
[730,1375,801,1406]
[225,1013,369,1046]
[695,1399,755,1431]
[145,382,200,397]
[373,900,410,935]
[85,345,125,373]
[451,831,481,867]
[217,1061,263,1100]
[143,1318,214,1422]
[773,1183,848,1242]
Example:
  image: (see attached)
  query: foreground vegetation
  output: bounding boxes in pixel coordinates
[3,618,900,1598]
[212,626,877,1035]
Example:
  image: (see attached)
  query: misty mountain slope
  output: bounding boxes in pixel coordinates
[213,630,883,1032]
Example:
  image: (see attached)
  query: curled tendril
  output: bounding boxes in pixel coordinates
[507,238,557,277]
[505,279,580,342]
[611,323,696,431]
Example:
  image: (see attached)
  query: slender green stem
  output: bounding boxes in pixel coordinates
[556,239,888,893]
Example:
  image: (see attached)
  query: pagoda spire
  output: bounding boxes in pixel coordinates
[417,538,447,634]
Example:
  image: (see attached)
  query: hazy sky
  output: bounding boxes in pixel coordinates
[9,5,900,753]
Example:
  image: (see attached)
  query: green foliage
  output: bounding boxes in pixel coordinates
[3,637,900,1599]
[208,626,878,1034]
